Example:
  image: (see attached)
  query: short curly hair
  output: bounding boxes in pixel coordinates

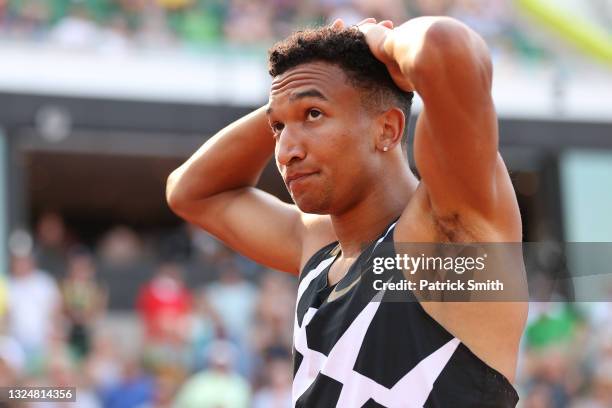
[268,26,414,149]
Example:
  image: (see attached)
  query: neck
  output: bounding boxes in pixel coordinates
[330,166,418,258]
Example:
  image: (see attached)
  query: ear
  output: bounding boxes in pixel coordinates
[375,107,405,152]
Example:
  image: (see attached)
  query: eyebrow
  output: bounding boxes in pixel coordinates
[290,89,328,102]
[266,89,328,115]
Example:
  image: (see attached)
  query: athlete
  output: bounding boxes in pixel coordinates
[167,16,527,407]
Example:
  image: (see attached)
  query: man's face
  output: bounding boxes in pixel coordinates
[10,254,34,278]
[267,62,378,214]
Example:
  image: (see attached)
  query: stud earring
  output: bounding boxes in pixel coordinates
[383,146,388,152]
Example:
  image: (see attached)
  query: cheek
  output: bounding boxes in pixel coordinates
[342,113,375,150]
[338,129,371,162]
[309,117,369,171]
[335,128,378,184]
[328,133,366,180]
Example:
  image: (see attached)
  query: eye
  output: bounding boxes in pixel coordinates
[306,109,322,121]
[271,122,284,135]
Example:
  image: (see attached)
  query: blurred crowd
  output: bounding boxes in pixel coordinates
[521,302,612,408]
[0,212,611,407]
[0,0,543,59]
[0,211,296,407]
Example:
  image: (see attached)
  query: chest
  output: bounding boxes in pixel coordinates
[327,255,357,287]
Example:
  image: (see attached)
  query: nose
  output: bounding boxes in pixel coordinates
[275,125,306,167]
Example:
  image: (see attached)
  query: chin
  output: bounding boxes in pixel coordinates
[293,194,330,215]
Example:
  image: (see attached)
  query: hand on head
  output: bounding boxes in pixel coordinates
[330,17,414,92]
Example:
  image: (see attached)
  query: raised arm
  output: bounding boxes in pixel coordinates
[360,17,520,237]
[166,107,312,274]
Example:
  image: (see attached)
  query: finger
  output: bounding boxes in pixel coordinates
[330,18,345,30]
[356,17,376,26]
[379,20,393,29]
[356,22,377,36]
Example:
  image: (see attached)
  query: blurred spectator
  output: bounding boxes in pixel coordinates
[0,0,574,65]
[166,0,226,45]
[137,261,192,343]
[173,339,250,408]
[99,358,156,408]
[6,240,61,373]
[251,271,295,353]
[61,246,108,359]
[153,370,184,408]
[525,302,582,349]
[252,347,292,408]
[587,360,612,407]
[134,0,176,48]
[49,4,102,50]
[34,211,68,279]
[523,382,555,408]
[0,354,19,389]
[205,257,257,343]
[5,0,51,39]
[39,334,102,408]
[2,211,611,405]
[98,225,144,267]
[186,288,223,371]
[97,15,131,54]
[84,333,123,391]
[0,335,26,386]
[137,261,193,389]
[224,0,274,44]
[98,225,153,310]
[157,224,192,265]
[187,224,223,264]
[572,326,612,407]
[523,346,573,408]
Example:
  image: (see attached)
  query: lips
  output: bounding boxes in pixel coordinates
[285,171,317,189]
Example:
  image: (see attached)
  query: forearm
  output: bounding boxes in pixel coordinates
[166,105,274,208]
[384,17,492,96]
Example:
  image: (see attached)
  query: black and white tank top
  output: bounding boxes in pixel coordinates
[292,221,519,407]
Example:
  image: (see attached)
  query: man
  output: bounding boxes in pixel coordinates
[167,16,527,407]
[7,246,62,365]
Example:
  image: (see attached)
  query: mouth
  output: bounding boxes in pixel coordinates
[285,172,318,190]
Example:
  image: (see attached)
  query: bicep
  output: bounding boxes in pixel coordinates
[178,187,306,275]
[413,35,499,217]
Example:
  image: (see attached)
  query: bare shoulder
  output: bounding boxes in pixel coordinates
[298,213,336,273]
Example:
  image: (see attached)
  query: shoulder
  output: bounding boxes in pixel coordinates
[298,213,336,274]
[298,240,338,282]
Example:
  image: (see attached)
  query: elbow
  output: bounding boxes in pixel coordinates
[166,170,186,215]
[421,17,486,59]
[413,18,492,89]
[166,169,214,223]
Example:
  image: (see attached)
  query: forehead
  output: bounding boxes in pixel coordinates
[269,61,355,102]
